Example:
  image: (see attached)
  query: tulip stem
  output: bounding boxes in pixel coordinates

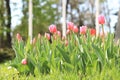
[102,24,105,42]
[102,25,105,37]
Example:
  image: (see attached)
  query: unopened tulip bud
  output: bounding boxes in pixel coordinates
[45,33,50,40]
[21,58,27,65]
[73,26,78,33]
[16,33,22,43]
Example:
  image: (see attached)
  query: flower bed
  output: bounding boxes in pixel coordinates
[9,15,120,79]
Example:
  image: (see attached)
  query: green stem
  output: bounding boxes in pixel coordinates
[101,24,105,43]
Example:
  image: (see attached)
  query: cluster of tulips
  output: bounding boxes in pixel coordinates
[11,15,119,75]
[19,22,97,65]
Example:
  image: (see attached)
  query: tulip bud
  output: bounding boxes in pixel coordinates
[66,29,70,35]
[98,15,105,25]
[73,26,78,33]
[90,28,96,36]
[80,26,87,35]
[21,58,27,65]
[49,24,57,34]
[67,22,74,30]
[16,33,22,43]
[45,33,50,40]
[57,31,61,37]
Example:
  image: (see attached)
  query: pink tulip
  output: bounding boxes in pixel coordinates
[16,33,22,42]
[45,33,50,40]
[49,24,57,34]
[80,26,87,34]
[98,15,105,24]
[73,26,78,33]
[21,58,27,65]
[57,31,61,37]
[66,29,70,35]
[67,22,74,30]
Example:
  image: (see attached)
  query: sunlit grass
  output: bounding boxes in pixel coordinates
[0,60,120,80]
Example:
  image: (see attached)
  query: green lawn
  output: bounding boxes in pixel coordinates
[0,61,120,80]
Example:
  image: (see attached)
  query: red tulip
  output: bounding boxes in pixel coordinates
[80,26,87,34]
[45,33,50,40]
[16,33,22,42]
[73,26,78,33]
[49,24,57,34]
[67,22,74,30]
[98,15,105,24]
[21,58,27,65]
[90,28,96,36]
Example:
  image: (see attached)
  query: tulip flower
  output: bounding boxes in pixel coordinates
[90,28,96,36]
[98,15,105,38]
[98,15,105,25]
[49,24,57,34]
[21,58,27,65]
[57,31,61,37]
[16,33,22,42]
[45,33,50,40]
[67,22,74,30]
[80,26,87,35]
[66,29,70,35]
[73,26,78,33]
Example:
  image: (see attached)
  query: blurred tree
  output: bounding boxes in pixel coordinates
[13,0,59,38]
[5,0,11,47]
[115,10,120,41]
[13,0,111,39]
[0,0,11,48]
[0,0,5,48]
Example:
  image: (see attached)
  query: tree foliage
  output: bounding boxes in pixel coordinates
[13,0,59,38]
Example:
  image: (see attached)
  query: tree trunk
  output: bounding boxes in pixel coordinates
[95,0,99,36]
[115,10,120,41]
[28,0,33,41]
[5,0,11,47]
[0,0,5,48]
[62,0,67,37]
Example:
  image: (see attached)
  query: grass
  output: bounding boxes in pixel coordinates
[0,60,120,80]
[0,61,80,80]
